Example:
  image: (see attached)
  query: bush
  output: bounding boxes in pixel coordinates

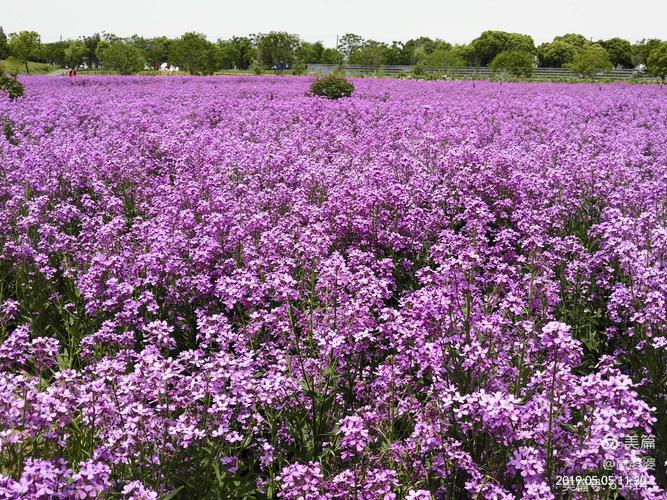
[0,74,24,99]
[309,75,354,99]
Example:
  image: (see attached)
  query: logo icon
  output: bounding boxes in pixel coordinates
[601,435,620,450]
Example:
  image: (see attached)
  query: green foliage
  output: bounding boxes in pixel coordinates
[647,42,667,81]
[321,48,343,65]
[421,47,466,69]
[8,31,41,73]
[82,33,102,69]
[0,58,54,75]
[349,40,388,73]
[0,73,24,100]
[469,30,535,66]
[309,75,354,99]
[96,41,145,75]
[64,40,87,69]
[296,41,325,64]
[632,38,662,67]
[41,41,68,66]
[599,37,633,68]
[491,50,535,78]
[218,36,254,70]
[169,32,220,75]
[256,31,301,70]
[538,40,580,67]
[145,36,171,70]
[402,37,451,65]
[291,61,307,75]
[566,43,613,79]
[250,60,263,75]
[0,27,9,60]
[337,33,364,62]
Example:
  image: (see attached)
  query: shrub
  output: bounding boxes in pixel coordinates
[309,75,354,99]
[0,74,24,100]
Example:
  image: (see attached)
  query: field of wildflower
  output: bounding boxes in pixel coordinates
[0,76,666,499]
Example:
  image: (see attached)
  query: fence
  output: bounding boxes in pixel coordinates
[306,64,661,81]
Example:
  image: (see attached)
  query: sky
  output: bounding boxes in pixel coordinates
[2,0,666,46]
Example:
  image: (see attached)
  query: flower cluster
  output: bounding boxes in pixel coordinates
[0,76,665,498]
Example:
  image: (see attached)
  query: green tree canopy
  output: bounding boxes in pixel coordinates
[256,32,301,69]
[537,40,580,67]
[401,37,451,65]
[600,37,633,68]
[82,33,102,69]
[321,48,343,65]
[296,41,325,64]
[421,47,466,69]
[145,37,171,70]
[632,38,663,67]
[169,32,220,75]
[566,43,613,79]
[0,27,9,60]
[553,33,590,49]
[41,41,68,66]
[218,36,254,70]
[337,34,364,62]
[97,41,145,75]
[8,31,41,73]
[348,40,388,72]
[64,40,87,69]
[646,42,667,81]
[491,50,535,77]
[469,31,535,66]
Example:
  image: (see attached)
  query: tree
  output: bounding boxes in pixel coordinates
[8,31,41,73]
[401,37,452,65]
[97,41,145,75]
[337,33,364,62]
[632,38,662,67]
[64,40,87,69]
[537,40,579,67]
[218,36,254,70]
[469,31,535,66]
[349,40,388,73]
[321,48,343,65]
[647,42,667,81]
[421,47,466,69]
[0,27,9,60]
[145,36,171,70]
[383,41,404,65]
[42,41,68,66]
[491,50,535,77]
[82,33,102,69]
[296,41,325,64]
[600,37,633,68]
[553,33,590,49]
[566,44,613,79]
[169,32,220,75]
[256,32,300,70]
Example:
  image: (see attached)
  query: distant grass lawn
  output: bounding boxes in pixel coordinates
[0,59,61,75]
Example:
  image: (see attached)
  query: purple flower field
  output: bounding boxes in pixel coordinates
[0,76,666,499]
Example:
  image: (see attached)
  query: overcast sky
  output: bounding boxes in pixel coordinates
[2,0,666,46]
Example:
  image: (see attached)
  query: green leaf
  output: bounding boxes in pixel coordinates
[160,486,184,500]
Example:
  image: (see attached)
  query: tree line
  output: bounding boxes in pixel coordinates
[1,27,666,80]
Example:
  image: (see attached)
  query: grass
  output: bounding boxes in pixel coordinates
[0,59,61,75]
